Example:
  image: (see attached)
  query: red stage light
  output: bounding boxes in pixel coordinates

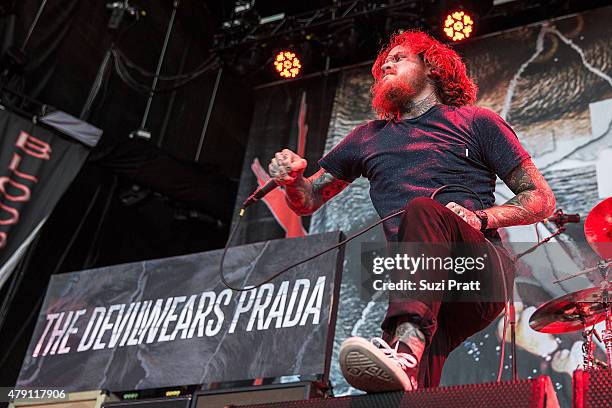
[273,51,301,78]
[443,10,474,42]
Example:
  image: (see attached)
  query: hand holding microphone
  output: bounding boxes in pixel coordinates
[268,148,308,185]
[242,149,308,209]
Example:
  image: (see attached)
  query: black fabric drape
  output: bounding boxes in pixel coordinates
[91,138,236,221]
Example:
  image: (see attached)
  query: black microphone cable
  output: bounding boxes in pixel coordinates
[219,206,404,292]
[220,183,499,291]
[220,183,511,381]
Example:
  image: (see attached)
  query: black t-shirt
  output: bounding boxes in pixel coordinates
[318,104,531,241]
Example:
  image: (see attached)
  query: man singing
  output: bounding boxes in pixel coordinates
[267,31,555,392]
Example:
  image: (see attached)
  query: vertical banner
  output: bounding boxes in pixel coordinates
[0,109,92,286]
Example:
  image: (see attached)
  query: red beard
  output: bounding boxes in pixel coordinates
[371,75,427,119]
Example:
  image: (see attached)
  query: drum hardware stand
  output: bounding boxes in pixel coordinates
[553,259,611,285]
[528,199,612,374]
[599,262,612,369]
[582,323,611,370]
[557,260,611,371]
[576,260,611,370]
[581,319,600,369]
[508,220,571,380]
[512,226,566,262]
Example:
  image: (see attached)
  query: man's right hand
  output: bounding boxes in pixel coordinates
[268,149,308,186]
[268,150,349,216]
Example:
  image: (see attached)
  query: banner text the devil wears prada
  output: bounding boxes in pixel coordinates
[32,277,326,358]
[18,232,342,390]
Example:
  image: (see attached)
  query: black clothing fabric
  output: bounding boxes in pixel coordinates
[319,104,525,388]
[381,197,509,388]
[318,104,530,241]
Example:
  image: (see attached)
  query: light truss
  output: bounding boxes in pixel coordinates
[213,0,425,51]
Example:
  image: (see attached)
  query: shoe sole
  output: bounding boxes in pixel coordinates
[339,337,416,393]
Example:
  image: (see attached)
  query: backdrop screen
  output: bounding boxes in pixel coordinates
[233,6,612,407]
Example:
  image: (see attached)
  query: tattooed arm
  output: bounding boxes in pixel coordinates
[485,159,556,229]
[284,168,350,215]
[447,159,555,230]
[269,149,350,216]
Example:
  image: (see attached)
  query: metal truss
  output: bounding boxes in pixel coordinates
[213,0,426,51]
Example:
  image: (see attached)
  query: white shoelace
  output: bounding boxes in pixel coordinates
[371,337,418,371]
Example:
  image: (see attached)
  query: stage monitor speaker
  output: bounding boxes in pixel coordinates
[231,376,559,408]
[102,396,191,408]
[9,390,116,408]
[573,369,612,408]
[192,382,325,408]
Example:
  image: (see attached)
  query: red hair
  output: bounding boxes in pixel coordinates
[371,30,477,107]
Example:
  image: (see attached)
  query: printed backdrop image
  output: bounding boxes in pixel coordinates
[232,5,612,408]
[305,7,612,407]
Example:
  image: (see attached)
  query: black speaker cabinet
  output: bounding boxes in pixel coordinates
[192,382,325,408]
[573,369,612,408]
[102,396,191,408]
[231,376,559,408]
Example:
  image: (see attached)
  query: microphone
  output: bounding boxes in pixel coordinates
[544,209,580,227]
[242,179,279,209]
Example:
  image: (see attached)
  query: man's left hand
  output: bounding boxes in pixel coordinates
[446,201,481,230]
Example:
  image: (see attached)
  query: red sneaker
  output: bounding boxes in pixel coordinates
[339,337,418,393]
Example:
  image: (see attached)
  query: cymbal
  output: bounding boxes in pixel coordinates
[584,197,612,259]
[529,286,609,334]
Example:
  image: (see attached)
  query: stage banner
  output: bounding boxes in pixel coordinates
[0,109,92,284]
[16,231,343,392]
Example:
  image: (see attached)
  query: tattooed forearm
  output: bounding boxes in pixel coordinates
[312,169,350,203]
[283,176,314,215]
[284,168,350,216]
[485,159,556,229]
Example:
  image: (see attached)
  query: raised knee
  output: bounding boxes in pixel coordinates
[403,197,441,216]
[398,197,449,241]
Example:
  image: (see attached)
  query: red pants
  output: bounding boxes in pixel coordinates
[381,197,510,388]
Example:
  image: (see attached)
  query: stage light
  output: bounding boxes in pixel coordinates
[273,50,301,78]
[443,10,474,42]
